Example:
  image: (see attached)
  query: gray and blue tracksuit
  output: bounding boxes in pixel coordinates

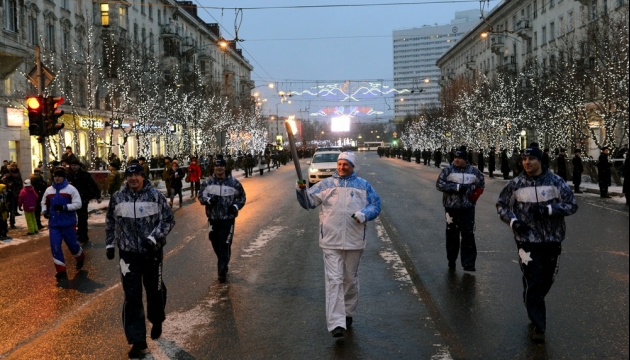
[496,169,578,333]
[436,163,485,269]
[105,179,175,345]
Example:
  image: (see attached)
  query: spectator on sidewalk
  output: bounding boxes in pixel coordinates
[572,149,584,193]
[598,147,612,198]
[488,147,496,178]
[162,157,172,199]
[18,179,39,235]
[5,162,23,229]
[30,168,47,230]
[68,159,102,244]
[107,163,122,197]
[623,149,629,208]
[187,157,202,199]
[138,157,150,179]
[168,160,185,208]
[0,183,11,240]
[557,148,568,181]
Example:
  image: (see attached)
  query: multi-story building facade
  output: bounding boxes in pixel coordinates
[0,0,253,177]
[392,10,478,121]
[436,0,628,155]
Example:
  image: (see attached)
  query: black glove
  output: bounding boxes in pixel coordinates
[228,204,239,217]
[141,237,158,252]
[43,211,50,219]
[106,248,115,260]
[531,203,548,221]
[512,220,528,234]
[458,184,468,194]
[209,195,219,205]
[53,204,64,212]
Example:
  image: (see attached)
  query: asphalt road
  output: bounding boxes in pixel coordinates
[0,152,627,360]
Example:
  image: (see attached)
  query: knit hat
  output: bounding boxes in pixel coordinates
[454,146,468,160]
[53,167,66,178]
[125,163,145,177]
[523,143,543,161]
[24,179,32,187]
[338,151,356,167]
[215,158,227,167]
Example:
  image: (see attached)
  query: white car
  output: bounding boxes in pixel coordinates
[307,151,340,186]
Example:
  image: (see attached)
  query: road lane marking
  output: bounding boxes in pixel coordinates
[241,225,286,258]
[374,217,453,360]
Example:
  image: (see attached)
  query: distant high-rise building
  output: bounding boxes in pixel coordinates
[392,10,479,120]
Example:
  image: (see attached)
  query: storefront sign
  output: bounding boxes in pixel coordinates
[6,108,24,127]
[80,118,105,130]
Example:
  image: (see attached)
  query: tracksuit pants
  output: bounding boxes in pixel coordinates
[445,207,477,269]
[517,241,561,333]
[322,248,363,332]
[119,249,167,345]
[49,225,84,273]
[208,219,235,278]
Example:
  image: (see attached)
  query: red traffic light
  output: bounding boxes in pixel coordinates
[27,96,42,111]
[52,96,64,109]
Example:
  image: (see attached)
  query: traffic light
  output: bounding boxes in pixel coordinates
[45,96,65,135]
[26,96,44,136]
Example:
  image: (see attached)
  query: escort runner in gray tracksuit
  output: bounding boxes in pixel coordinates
[105,164,175,357]
[496,144,577,343]
[436,146,485,271]
[198,157,246,282]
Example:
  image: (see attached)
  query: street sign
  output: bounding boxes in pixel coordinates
[27,64,55,88]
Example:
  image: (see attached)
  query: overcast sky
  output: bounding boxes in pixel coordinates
[195,0,499,120]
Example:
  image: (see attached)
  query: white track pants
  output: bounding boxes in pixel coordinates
[322,248,363,332]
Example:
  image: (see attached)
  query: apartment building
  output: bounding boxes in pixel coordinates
[0,0,253,175]
[392,10,479,121]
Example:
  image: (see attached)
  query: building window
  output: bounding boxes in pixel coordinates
[589,0,598,20]
[534,31,538,49]
[141,0,145,15]
[62,0,69,10]
[62,27,70,54]
[541,0,546,13]
[119,6,127,29]
[4,0,18,32]
[542,26,547,44]
[157,10,161,25]
[533,0,538,18]
[28,16,38,46]
[134,23,138,43]
[603,0,608,12]
[550,0,555,8]
[149,3,153,19]
[47,23,56,52]
[550,22,555,41]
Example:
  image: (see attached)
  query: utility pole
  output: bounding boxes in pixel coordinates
[36,46,49,182]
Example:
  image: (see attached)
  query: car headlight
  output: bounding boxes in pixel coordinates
[310,167,320,173]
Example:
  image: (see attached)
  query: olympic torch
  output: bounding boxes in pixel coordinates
[285,117,308,207]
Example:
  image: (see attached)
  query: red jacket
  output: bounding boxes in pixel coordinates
[187,163,202,182]
[18,186,39,212]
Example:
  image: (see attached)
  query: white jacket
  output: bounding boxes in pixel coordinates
[296,171,381,250]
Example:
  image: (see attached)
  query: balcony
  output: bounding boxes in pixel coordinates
[160,23,181,38]
[491,35,505,56]
[515,19,532,41]
[182,37,195,53]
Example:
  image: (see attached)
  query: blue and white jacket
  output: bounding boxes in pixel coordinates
[436,163,485,209]
[106,180,175,253]
[296,171,381,250]
[496,169,578,243]
[41,180,82,227]
[198,175,246,220]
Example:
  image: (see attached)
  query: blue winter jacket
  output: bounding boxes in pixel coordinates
[496,169,578,243]
[41,180,82,227]
[296,171,381,250]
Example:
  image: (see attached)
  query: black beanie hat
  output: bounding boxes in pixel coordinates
[125,163,145,177]
[523,143,543,161]
[53,167,66,178]
[454,146,468,160]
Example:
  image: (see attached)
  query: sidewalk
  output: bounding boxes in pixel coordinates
[1,164,281,247]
